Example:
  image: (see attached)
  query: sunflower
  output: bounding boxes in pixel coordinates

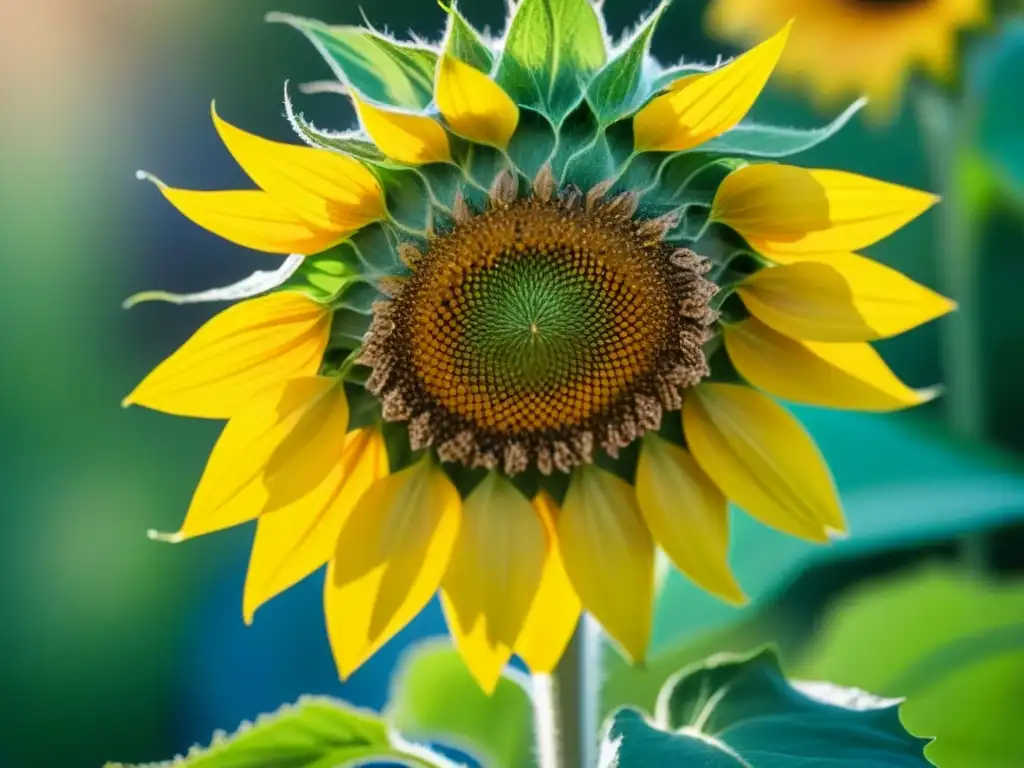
[707,0,988,114]
[126,2,954,693]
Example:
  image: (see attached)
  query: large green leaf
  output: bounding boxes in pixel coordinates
[269,13,437,110]
[585,2,666,124]
[650,408,1024,652]
[698,98,866,158]
[495,0,607,123]
[797,566,1024,768]
[602,649,930,767]
[387,641,535,768]
[104,696,443,768]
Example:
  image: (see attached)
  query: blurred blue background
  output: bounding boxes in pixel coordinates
[2,1,1022,766]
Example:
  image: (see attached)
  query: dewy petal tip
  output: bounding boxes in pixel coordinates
[263,10,298,26]
[135,170,165,187]
[147,528,185,544]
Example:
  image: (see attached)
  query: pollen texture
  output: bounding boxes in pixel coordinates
[362,184,718,474]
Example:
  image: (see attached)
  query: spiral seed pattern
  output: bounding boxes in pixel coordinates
[361,186,717,474]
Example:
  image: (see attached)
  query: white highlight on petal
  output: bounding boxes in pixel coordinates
[122,255,305,309]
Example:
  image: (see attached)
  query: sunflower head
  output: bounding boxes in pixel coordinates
[707,0,989,115]
[126,0,953,692]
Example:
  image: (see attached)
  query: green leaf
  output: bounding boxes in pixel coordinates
[442,6,493,73]
[585,2,667,124]
[269,13,437,110]
[698,98,867,158]
[104,696,442,768]
[798,566,1024,768]
[495,0,607,123]
[970,20,1024,199]
[387,640,535,768]
[602,649,930,767]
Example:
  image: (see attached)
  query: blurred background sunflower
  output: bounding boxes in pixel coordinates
[3,0,1024,767]
[707,0,989,115]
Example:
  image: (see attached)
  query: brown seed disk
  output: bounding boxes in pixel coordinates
[360,181,717,474]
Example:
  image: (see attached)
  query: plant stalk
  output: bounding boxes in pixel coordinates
[915,86,990,570]
[916,89,986,441]
[532,618,602,768]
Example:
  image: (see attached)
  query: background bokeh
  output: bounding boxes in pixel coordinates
[2,1,1022,766]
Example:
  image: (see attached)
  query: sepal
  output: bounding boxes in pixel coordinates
[495,0,607,123]
[585,2,668,124]
[269,13,438,110]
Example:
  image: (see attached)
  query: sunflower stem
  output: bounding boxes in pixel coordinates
[533,618,602,768]
[914,86,991,571]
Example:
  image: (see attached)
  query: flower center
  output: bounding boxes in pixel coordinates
[362,180,717,474]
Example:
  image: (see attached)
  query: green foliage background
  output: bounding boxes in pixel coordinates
[1,1,1022,766]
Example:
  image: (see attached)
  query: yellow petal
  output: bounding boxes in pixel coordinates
[325,457,461,679]
[158,377,347,541]
[514,492,582,674]
[737,252,956,341]
[352,96,452,166]
[711,165,939,256]
[242,427,388,623]
[152,185,340,254]
[212,104,385,232]
[558,467,654,662]
[440,473,546,693]
[635,434,746,605]
[633,20,791,152]
[124,292,330,419]
[724,318,937,412]
[435,54,519,149]
[683,383,844,540]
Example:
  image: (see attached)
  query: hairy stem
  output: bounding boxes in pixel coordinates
[533,618,602,768]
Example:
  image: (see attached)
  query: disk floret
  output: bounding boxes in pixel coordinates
[361,170,718,475]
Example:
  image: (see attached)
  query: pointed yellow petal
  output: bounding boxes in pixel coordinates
[440,599,513,693]
[153,186,340,254]
[558,467,654,662]
[353,96,451,166]
[724,318,937,412]
[440,473,546,693]
[684,383,844,540]
[514,492,582,674]
[636,435,746,605]
[124,292,330,418]
[242,427,388,623]
[737,252,956,341]
[259,381,351,515]
[212,105,384,232]
[435,54,519,149]
[325,458,461,679]
[711,165,939,256]
[633,20,791,152]
[165,377,347,541]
